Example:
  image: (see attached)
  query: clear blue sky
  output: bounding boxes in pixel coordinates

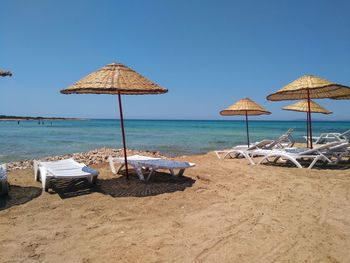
[1,0,350,120]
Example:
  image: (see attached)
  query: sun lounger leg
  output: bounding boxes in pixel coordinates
[146,169,156,181]
[109,157,124,174]
[308,155,330,169]
[134,166,146,181]
[242,152,255,165]
[92,175,98,184]
[223,152,230,159]
[178,169,185,177]
[2,182,9,195]
[108,157,116,174]
[116,164,125,175]
[332,153,345,164]
[332,153,342,164]
[273,156,281,163]
[308,157,320,169]
[281,155,303,168]
[215,151,222,159]
[258,156,268,165]
[224,152,241,159]
[259,154,303,168]
[87,175,97,184]
[33,160,39,181]
[42,175,49,192]
[38,167,49,191]
[87,176,92,183]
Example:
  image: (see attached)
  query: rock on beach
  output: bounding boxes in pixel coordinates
[6,148,163,171]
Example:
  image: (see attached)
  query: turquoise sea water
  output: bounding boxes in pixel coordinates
[0,119,349,162]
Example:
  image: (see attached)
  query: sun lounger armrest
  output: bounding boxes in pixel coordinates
[33,160,40,180]
[0,164,6,180]
[259,139,275,144]
[108,156,117,174]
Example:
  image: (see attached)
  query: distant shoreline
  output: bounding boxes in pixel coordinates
[1,116,349,122]
[0,115,80,121]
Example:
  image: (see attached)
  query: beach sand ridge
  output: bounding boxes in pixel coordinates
[1,152,350,262]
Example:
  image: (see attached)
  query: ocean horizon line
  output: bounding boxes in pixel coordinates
[77,118,350,122]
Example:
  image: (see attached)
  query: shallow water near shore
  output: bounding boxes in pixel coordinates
[0,119,349,162]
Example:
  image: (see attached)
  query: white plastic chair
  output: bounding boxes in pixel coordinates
[33,159,99,192]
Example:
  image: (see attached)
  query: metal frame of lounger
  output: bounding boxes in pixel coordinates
[109,155,195,182]
[0,164,9,195]
[257,141,343,169]
[33,159,99,192]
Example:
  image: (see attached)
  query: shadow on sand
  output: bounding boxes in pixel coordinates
[98,171,196,198]
[0,185,42,211]
[260,159,350,170]
[48,178,99,199]
[46,170,196,199]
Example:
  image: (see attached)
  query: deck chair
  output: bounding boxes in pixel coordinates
[276,128,295,147]
[215,141,275,162]
[304,129,350,144]
[0,164,9,195]
[258,141,343,169]
[33,159,99,191]
[215,128,295,160]
[108,155,195,181]
[324,142,350,164]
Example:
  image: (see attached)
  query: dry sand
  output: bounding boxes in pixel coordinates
[1,152,350,262]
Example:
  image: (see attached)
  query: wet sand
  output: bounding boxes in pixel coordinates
[1,152,350,262]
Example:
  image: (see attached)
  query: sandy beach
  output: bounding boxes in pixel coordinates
[1,151,350,262]
[3,1,350,262]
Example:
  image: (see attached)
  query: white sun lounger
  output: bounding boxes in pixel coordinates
[33,159,99,191]
[0,164,9,195]
[324,142,350,164]
[215,128,295,159]
[257,141,343,169]
[108,155,195,181]
[215,140,277,160]
[303,129,350,144]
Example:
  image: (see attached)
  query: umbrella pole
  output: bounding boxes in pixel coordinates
[118,92,129,180]
[307,90,313,149]
[306,111,309,148]
[245,110,250,147]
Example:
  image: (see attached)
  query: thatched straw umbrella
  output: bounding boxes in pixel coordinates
[282,100,332,147]
[267,75,350,148]
[220,98,271,147]
[60,63,168,179]
[331,94,350,100]
[282,100,332,114]
[0,70,12,77]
